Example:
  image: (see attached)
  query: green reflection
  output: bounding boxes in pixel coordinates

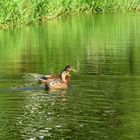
[0,13,140,75]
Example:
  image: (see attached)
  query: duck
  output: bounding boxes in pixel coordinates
[39,65,76,90]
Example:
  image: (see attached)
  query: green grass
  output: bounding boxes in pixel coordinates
[0,0,140,29]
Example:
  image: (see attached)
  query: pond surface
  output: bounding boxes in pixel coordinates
[0,13,140,140]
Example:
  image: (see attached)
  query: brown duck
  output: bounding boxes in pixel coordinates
[39,65,76,89]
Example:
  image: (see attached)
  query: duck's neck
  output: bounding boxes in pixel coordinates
[60,70,70,83]
[65,75,70,83]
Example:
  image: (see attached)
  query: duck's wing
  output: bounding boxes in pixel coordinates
[43,75,52,79]
[39,78,55,84]
[42,74,59,80]
[39,74,60,84]
[46,80,68,89]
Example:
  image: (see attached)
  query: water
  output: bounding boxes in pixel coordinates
[0,13,140,140]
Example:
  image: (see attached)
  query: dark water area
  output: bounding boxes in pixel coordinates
[0,13,140,140]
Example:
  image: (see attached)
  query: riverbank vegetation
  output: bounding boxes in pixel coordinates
[0,0,140,29]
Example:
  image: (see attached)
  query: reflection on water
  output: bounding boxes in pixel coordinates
[0,13,140,140]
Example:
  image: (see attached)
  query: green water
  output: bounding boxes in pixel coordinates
[0,13,140,140]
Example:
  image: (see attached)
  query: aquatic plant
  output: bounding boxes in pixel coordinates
[0,0,140,29]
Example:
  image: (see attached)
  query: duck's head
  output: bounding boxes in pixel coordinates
[64,65,72,72]
[61,65,77,83]
[64,65,77,73]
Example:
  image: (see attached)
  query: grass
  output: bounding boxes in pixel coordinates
[0,0,140,29]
